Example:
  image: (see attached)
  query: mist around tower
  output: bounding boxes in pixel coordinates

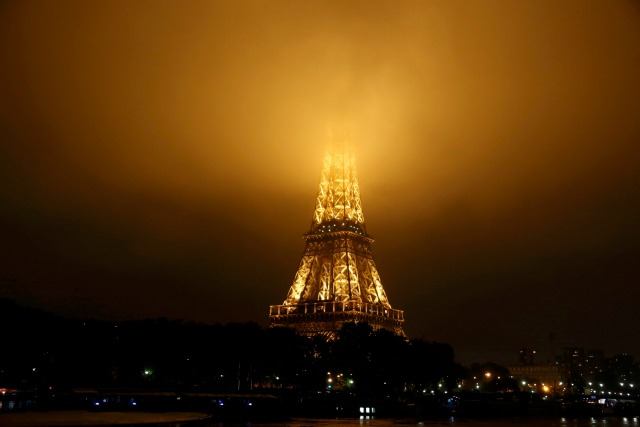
[269,128,405,338]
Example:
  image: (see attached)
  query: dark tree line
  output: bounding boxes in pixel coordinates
[0,298,464,398]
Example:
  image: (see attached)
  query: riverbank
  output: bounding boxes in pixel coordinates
[0,410,209,427]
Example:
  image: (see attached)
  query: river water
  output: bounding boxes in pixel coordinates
[204,416,640,427]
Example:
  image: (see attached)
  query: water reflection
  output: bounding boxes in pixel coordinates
[199,417,640,427]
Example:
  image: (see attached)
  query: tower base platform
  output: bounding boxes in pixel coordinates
[269,301,405,338]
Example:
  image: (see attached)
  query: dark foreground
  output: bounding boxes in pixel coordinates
[2,389,640,427]
[0,411,208,427]
[2,413,640,427]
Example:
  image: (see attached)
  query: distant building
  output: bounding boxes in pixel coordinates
[510,347,640,395]
[507,364,563,393]
[556,347,605,383]
[608,353,637,385]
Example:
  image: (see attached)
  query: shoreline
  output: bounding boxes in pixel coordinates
[0,410,210,427]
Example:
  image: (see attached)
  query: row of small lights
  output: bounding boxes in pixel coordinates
[316,222,364,235]
[585,381,636,396]
[587,381,634,388]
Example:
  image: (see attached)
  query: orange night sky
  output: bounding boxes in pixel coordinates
[1,0,639,363]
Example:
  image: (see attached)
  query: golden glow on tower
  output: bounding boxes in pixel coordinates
[282,133,391,309]
[312,131,365,228]
[270,132,404,337]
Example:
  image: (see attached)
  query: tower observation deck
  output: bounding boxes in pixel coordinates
[269,131,405,337]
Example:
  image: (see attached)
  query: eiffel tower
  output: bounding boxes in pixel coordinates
[269,131,405,337]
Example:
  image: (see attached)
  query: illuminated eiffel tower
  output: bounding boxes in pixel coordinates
[269,131,405,337]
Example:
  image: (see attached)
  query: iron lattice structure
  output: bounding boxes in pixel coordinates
[269,132,405,337]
